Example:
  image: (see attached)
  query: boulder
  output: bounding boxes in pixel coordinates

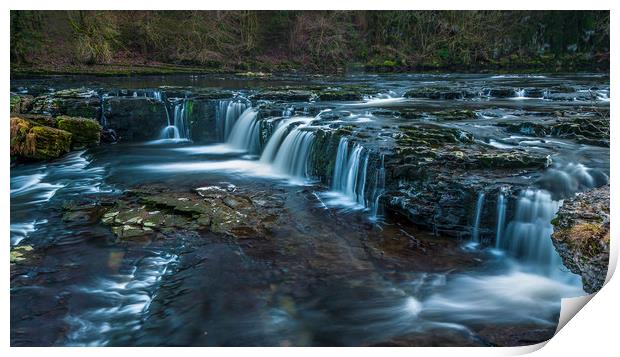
[10,117,72,161]
[486,88,516,98]
[57,116,102,148]
[104,97,168,141]
[10,94,34,113]
[551,185,610,293]
[30,89,101,119]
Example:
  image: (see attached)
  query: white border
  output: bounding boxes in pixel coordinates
[2,2,617,356]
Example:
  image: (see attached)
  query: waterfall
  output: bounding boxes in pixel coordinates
[271,128,316,180]
[160,99,190,141]
[99,93,109,128]
[331,138,369,207]
[501,189,564,277]
[471,192,485,242]
[260,118,311,164]
[369,154,386,220]
[258,117,316,180]
[216,100,249,141]
[494,188,507,249]
[226,108,261,154]
[332,138,350,192]
[494,162,607,279]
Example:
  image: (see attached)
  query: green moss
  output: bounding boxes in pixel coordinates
[29,126,73,159]
[57,116,101,148]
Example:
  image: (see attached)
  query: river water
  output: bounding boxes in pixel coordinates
[10,73,609,346]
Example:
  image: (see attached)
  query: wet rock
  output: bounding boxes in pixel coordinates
[551,184,610,293]
[317,88,364,101]
[550,117,610,147]
[186,99,218,142]
[30,88,100,119]
[498,116,609,147]
[485,87,516,98]
[544,92,598,102]
[104,97,168,141]
[431,109,477,121]
[251,89,314,102]
[10,245,34,264]
[521,88,546,98]
[102,185,287,240]
[10,93,34,113]
[101,128,119,143]
[10,117,72,161]
[404,87,474,100]
[379,122,548,237]
[497,122,548,136]
[466,151,549,170]
[56,116,102,148]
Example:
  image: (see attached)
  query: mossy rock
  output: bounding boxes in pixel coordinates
[57,116,102,148]
[10,94,34,113]
[10,117,72,161]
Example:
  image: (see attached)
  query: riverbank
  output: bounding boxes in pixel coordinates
[11,55,610,78]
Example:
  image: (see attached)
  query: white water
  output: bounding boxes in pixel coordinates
[226,108,261,154]
[260,118,305,164]
[369,155,386,221]
[65,253,178,346]
[325,137,369,209]
[501,189,569,279]
[471,192,485,242]
[159,100,191,142]
[494,188,507,249]
[270,128,316,181]
[10,151,111,246]
[216,100,249,141]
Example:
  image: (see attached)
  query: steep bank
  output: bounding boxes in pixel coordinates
[11,11,609,74]
[552,185,610,293]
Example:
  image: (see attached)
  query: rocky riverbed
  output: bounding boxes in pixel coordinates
[10,73,610,346]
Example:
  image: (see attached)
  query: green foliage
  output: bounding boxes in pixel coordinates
[68,11,119,64]
[9,10,610,73]
[10,11,44,63]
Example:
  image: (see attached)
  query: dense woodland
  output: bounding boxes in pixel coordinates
[11,10,610,74]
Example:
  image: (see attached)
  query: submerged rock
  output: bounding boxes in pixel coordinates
[10,245,34,264]
[551,185,610,293]
[10,117,72,161]
[100,185,287,240]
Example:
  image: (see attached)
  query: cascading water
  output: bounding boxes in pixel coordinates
[99,93,110,128]
[270,128,316,180]
[330,137,370,208]
[471,192,485,242]
[497,162,607,279]
[501,189,565,277]
[494,188,507,249]
[160,99,190,141]
[368,154,386,221]
[226,108,261,154]
[216,100,249,141]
